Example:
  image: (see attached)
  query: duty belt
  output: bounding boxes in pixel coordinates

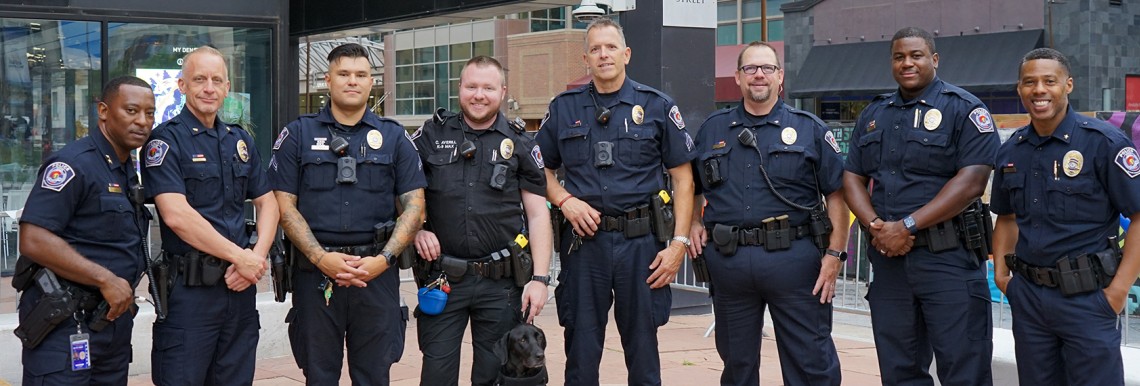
[734,224,811,246]
[1005,254,1060,288]
[437,248,515,282]
[595,205,653,239]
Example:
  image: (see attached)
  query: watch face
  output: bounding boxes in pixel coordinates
[904,217,916,228]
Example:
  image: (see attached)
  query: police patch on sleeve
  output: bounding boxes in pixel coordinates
[684,132,694,152]
[1115,147,1140,178]
[824,130,842,153]
[272,127,289,151]
[969,108,994,133]
[41,162,76,192]
[669,106,686,130]
[145,139,169,167]
[531,144,544,169]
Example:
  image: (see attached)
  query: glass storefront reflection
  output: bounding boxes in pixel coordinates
[0,18,100,274]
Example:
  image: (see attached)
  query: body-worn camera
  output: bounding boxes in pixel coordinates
[594,141,614,168]
[337,157,357,184]
[701,157,724,187]
[489,163,509,190]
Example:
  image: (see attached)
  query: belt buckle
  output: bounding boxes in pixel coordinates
[1033,268,1054,287]
[469,261,484,277]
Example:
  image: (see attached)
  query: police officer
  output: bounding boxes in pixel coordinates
[535,18,696,386]
[144,46,279,385]
[688,42,848,386]
[409,55,553,386]
[270,43,425,385]
[15,76,154,385]
[843,27,997,385]
[992,47,1140,385]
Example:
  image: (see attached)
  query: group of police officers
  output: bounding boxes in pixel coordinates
[12,17,1140,386]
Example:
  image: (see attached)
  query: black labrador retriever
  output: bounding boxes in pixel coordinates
[493,323,549,386]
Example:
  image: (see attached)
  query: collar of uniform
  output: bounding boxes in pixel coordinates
[314,105,382,130]
[888,77,944,108]
[1025,106,1079,146]
[176,108,231,137]
[88,124,127,168]
[578,76,639,107]
[730,98,786,128]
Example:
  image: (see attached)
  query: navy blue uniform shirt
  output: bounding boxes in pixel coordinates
[269,107,426,246]
[143,108,270,255]
[991,107,1140,266]
[845,77,999,219]
[410,112,546,259]
[694,100,844,227]
[21,127,147,281]
[536,78,696,215]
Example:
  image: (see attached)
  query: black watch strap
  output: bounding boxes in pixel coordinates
[381,251,396,267]
[825,249,848,262]
[531,275,551,286]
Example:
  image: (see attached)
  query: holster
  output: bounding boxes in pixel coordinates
[808,206,833,251]
[88,301,139,332]
[14,270,79,349]
[440,255,469,283]
[412,253,432,288]
[650,192,675,244]
[955,200,992,264]
[550,206,565,253]
[398,248,416,270]
[270,239,291,303]
[152,253,171,321]
[692,255,711,283]
[925,221,960,253]
[508,237,534,288]
[711,224,740,257]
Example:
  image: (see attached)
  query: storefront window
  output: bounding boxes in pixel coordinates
[106,23,273,161]
[0,18,101,276]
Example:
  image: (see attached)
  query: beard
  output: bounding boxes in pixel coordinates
[746,87,773,104]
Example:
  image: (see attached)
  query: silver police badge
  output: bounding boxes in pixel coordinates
[367,129,383,150]
[781,127,797,145]
[237,140,250,162]
[632,105,645,125]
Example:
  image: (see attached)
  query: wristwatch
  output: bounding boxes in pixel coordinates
[671,236,692,247]
[531,275,552,286]
[381,251,397,267]
[903,215,918,235]
[825,249,848,262]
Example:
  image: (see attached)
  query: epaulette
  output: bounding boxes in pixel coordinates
[630,82,674,104]
[432,107,460,126]
[786,106,828,128]
[554,85,589,100]
[872,92,893,101]
[706,107,733,120]
[508,116,526,134]
[1076,116,1130,145]
[940,84,983,105]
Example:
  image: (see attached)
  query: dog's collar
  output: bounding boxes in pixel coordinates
[497,366,548,386]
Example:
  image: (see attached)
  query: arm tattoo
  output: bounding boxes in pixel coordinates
[276,192,324,260]
[383,188,425,255]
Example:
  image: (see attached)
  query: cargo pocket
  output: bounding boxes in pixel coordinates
[966,279,993,341]
[23,348,68,380]
[152,325,186,380]
[650,286,672,327]
[555,268,574,329]
[285,307,308,368]
[389,303,408,364]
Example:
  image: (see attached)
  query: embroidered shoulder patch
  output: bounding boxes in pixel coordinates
[273,127,289,151]
[1115,147,1140,178]
[969,107,994,133]
[825,130,842,153]
[531,145,544,169]
[669,105,686,130]
[145,140,170,167]
[41,162,76,192]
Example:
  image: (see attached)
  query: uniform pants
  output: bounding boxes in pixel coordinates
[1006,273,1123,386]
[705,240,841,386]
[416,274,521,386]
[555,230,671,386]
[152,278,260,386]
[19,289,135,386]
[867,247,993,386]
[287,265,405,386]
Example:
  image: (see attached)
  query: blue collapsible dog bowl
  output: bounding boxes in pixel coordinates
[418,287,448,315]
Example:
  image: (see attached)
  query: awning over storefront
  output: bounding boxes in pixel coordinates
[567,73,590,90]
[789,29,1043,98]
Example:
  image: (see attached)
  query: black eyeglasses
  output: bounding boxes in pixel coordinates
[739,64,780,75]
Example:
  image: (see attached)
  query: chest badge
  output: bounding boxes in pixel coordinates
[632,105,645,125]
[923,109,942,131]
[500,138,515,160]
[781,127,797,145]
[1063,150,1083,177]
[237,140,250,162]
[367,130,383,150]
